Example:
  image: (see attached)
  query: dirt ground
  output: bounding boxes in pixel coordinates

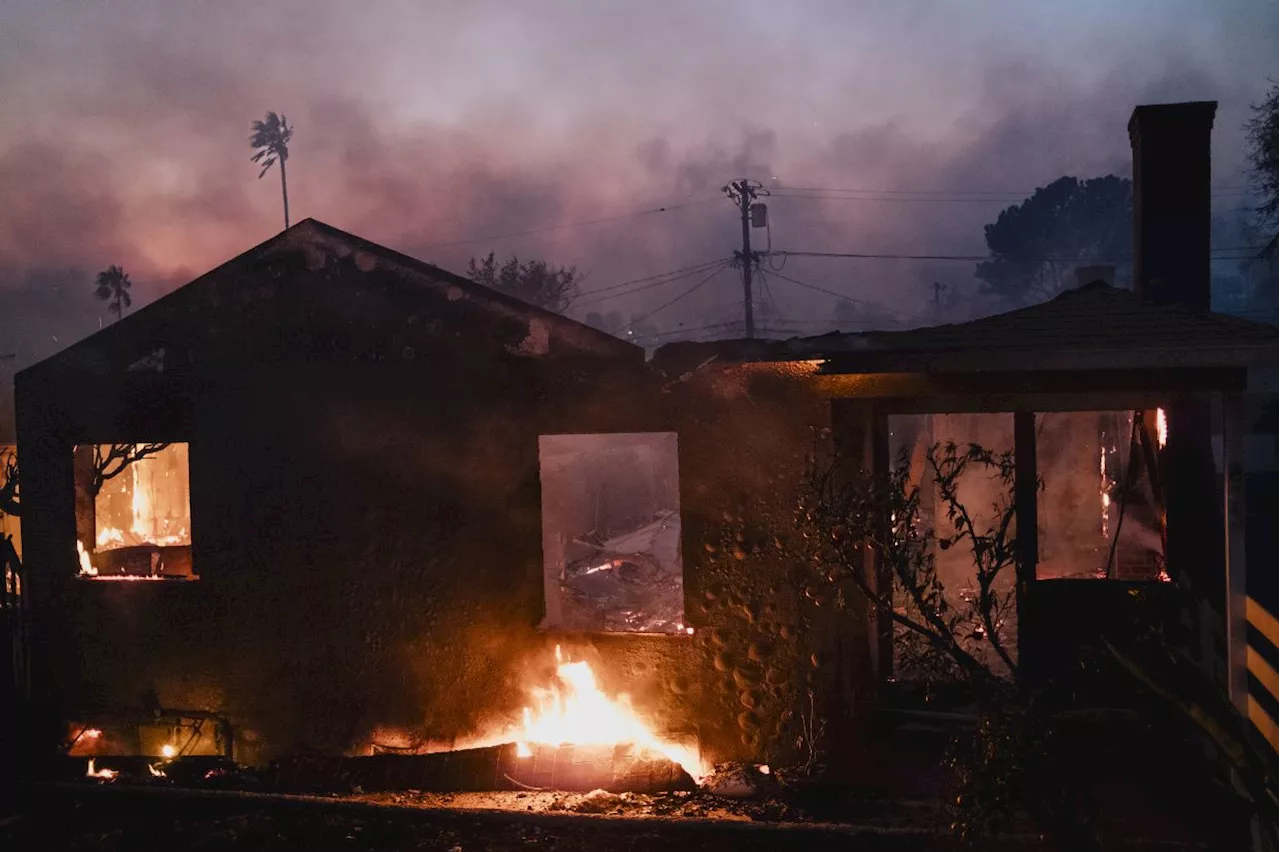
[0,784,1015,852]
[1,781,1217,852]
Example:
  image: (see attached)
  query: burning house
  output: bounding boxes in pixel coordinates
[9,100,1278,792]
[13,218,855,783]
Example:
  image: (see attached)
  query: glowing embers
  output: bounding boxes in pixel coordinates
[75,443,196,580]
[506,646,706,783]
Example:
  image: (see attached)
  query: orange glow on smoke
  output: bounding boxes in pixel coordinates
[505,645,707,782]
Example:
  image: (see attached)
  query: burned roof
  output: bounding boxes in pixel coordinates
[19,219,641,382]
[652,282,1278,375]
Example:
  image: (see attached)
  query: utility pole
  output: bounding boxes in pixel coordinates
[723,179,768,339]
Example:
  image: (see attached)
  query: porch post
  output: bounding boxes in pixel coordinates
[830,400,893,689]
[1222,390,1249,714]
[1013,411,1038,669]
[870,405,892,689]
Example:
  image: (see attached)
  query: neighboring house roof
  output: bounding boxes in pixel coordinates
[652,282,1279,375]
[19,219,640,381]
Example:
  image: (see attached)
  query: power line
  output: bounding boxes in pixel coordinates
[416,197,720,249]
[636,321,748,341]
[622,264,730,332]
[768,247,1269,263]
[763,269,921,321]
[571,259,731,308]
[757,269,780,317]
[770,191,1254,205]
[771,183,1253,197]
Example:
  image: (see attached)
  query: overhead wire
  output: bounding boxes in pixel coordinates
[621,264,731,332]
[770,183,1255,199]
[756,269,781,318]
[762,269,923,322]
[571,259,732,308]
[416,197,720,249]
[765,247,1270,263]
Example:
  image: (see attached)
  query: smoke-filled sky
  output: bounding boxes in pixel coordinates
[0,0,1275,420]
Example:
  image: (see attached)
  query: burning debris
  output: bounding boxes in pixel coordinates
[560,511,684,633]
[539,433,687,635]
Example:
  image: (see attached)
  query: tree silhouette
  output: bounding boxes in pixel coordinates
[975,176,1131,305]
[1245,82,1278,258]
[249,111,294,230]
[467,253,579,314]
[93,265,133,320]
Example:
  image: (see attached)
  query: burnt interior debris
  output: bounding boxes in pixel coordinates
[539,433,685,634]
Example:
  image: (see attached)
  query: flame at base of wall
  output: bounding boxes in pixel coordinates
[379,646,709,784]
[506,646,706,783]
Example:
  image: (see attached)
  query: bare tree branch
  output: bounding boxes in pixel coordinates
[797,438,1020,692]
[89,443,171,497]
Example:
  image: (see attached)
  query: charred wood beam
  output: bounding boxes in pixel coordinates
[1013,411,1038,668]
[870,405,893,692]
[1136,410,1168,560]
[812,366,1246,400]
[269,744,694,795]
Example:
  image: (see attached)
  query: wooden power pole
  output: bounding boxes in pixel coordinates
[723,179,768,339]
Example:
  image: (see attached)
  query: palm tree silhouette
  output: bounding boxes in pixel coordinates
[94,265,133,320]
[249,111,294,230]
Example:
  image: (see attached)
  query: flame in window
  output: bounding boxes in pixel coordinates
[1156,408,1168,450]
[94,444,191,552]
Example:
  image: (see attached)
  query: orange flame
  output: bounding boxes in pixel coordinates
[506,646,707,783]
[1156,408,1168,450]
[76,540,98,577]
[86,759,117,781]
[94,445,190,552]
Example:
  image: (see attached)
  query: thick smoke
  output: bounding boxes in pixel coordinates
[0,1,1274,434]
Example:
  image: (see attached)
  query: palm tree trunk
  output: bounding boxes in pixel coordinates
[279,158,290,230]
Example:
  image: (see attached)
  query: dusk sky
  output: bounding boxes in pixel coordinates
[0,0,1276,416]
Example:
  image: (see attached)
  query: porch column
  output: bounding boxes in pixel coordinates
[1013,411,1038,669]
[830,400,892,688]
[1222,390,1248,714]
[870,405,892,688]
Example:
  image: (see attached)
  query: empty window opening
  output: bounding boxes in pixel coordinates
[538,433,685,634]
[74,443,196,581]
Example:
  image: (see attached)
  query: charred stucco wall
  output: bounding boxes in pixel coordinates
[652,361,869,765]
[14,240,870,770]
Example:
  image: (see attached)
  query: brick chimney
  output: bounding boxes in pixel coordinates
[1128,101,1217,311]
[1074,264,1116,289]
